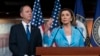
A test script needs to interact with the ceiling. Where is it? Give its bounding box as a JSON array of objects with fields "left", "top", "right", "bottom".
[{"left": 0, "top": 0, "right": 96, "bottom": 18}]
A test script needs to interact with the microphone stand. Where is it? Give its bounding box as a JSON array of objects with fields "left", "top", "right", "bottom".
[
  {"left": 75, "top": 26, "right": 90, "bottom": 47},
  {"left": 50, "top": 26, "right": 61, "bottom": 47}
]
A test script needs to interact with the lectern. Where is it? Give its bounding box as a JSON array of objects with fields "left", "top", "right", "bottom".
[{"left": 36, "top": 47, "right": 100, "bottom": 56}]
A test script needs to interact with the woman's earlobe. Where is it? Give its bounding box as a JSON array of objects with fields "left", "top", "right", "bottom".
[{"left": 70, "top": 18, "right": 72, "bottom": 21}]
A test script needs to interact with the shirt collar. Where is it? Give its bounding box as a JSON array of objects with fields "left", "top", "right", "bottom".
[{"left": 22, "top": 21, "right": 31, "bottom": 26}]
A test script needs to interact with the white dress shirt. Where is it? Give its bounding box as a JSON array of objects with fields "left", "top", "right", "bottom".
[
  {"left": 22, "top": 21, "right": 31, "bottom": 33},
  {"left": 66, "top": 35, "right": 71, "bottom": 45}
]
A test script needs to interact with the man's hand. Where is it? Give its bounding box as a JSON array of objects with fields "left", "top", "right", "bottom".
[{"left": 44, "top": 18, "right": 53, "bottom": 33}]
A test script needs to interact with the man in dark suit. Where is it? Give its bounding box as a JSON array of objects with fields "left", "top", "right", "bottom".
[{"left": 9, "top": 5, "right": 42, "bottom": 56}]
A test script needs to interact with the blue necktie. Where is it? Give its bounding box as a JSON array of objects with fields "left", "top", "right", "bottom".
[{"left": 26, "top": 25, "right": 30, "bottom": 41}]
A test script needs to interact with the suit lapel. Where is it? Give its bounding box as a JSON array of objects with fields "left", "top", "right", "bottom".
[
  {"left": 70, "top": 26, "right": 75, "bottom": 45},
  {"left": 30, "top": 25, "right": 35, "bottom": 41},
  {"left": 61, "top": 28, "right": 69, "bottom": 44},
  {"left": 20, "top": 23, "right": 29, "bottom": 42}
]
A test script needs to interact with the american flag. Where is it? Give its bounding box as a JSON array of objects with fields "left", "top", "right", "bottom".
[
  {"left": 51, "top": 0, "right": 61, "bottom": 29},
  {"left": 31, "top": 0, "right": 44, "bottom": 27},
  {"left": 31, "top": 0, "right": 44, "bottom": 37}
]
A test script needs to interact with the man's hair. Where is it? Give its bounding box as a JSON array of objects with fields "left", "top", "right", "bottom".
[{"left": 20, "top": 5, "right": 31, "bottom": 13}]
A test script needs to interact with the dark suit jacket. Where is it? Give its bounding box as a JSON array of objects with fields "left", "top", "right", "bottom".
[{"left": 9, "top": 23, "right": 42, "bottom": 56}]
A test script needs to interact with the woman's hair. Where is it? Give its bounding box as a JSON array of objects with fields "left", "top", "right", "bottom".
[{"left": 58, "top": 8, "right": 76, "bottom": 26}]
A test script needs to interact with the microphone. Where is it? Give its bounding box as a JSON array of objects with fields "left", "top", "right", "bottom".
[
  {"left": 75, "top": 26, "right": 90, "bottom": 47},
  {"left": 75, "top": 26, "right": 85, "bottom": 39},
  {"left": 50, "top": 26, "right": 61, "bottom": 47}
]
